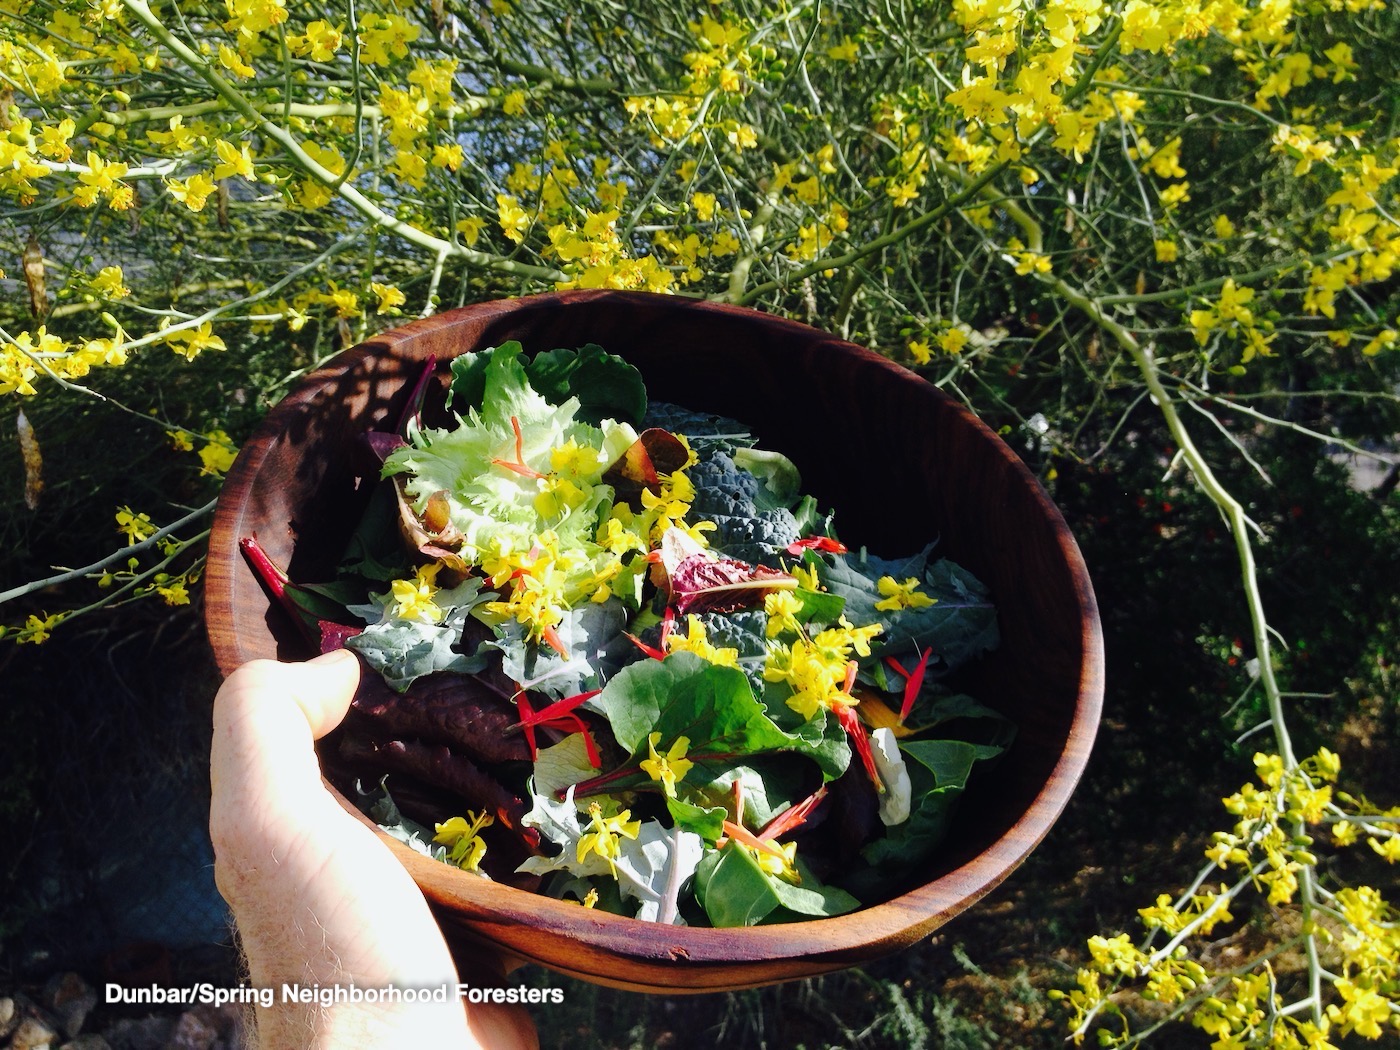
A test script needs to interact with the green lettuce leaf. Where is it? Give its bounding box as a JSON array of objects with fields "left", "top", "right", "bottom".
[{"left": 449, "top": 341, "right": 647, "bottom": 428}]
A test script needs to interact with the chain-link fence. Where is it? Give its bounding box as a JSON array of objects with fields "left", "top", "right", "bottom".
[{"left": 1, "top": 607, "right": 231, "bottom": 978}]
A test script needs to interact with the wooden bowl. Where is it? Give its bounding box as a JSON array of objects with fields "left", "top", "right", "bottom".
[{"left": 205, "top": 290, "right": 1103, "bottom": 993}]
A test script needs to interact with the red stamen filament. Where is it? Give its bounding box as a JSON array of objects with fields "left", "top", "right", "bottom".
[
  {"left": 515, "top": 688, "right": 601, "bottom": 729},
  {"left": 898, "top": 647, "right": 932, "bottom": 723},
  {"left": 515, "top": 690, "right": 602, "bottom": 768},
  {"left": 758, "top": 785, "right": 828, "bottom": 841},
  {"left": 625, "top": 632, "right": 667, "bottom": 661},
  {"left": 492, "top": 416, "right": 546, "bottom": 478},
  {"left": 719, "top": 820, "right": 788, "bottom": 860},
  {"left": 835, "top": 703, "right": 883, "bottom": 793}
]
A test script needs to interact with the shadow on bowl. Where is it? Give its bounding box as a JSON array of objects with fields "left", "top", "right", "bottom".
[{"left": 204, "top": 290, "right": 1103, "bottom": 993}]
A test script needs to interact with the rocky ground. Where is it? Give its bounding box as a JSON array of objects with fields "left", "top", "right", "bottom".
[{"left": 0, "top": 949, "right": 247, "bottom": 1050}]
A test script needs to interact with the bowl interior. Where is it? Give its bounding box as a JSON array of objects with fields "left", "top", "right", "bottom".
[{"left": 205, "top": 290, "right": 1103, "bottom": 992}]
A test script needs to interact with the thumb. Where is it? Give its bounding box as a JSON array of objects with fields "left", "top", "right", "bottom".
[{"left": 210, "top": 650, "right": 362, "bottom": 820}]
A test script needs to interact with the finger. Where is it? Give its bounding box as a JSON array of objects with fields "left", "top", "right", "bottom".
[
  {"left": 210, "top": 650, "right": 361, "bottom": 825},
  {"left": 233, "top": 648, "right": 362, "bottom": 737}
]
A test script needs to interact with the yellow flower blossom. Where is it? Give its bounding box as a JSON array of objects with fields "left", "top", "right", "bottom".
[
  {"left": 391, "top": 563, "right": 444, "bottom": 624},
  {"left": 212, "top": 139, "right": 255, "bottom": 181},
  {"left": 434, "top": 811, "right": 494, "bottom": 872},
  {"left": 764, "top": 590, "right": 805, "bottom": 637},
  {"left": 665, "top": 615, "right": 739, "bottom": 668},
  {"left": 456, "top": 216, "right": 487, "bottom": 245},
  {"left": 874, "top": 576, "right": 936, "bottom": 612},
  {"left": 577, "top": 801, "right": 640, "bottom": 874},
  {"left": 165, "top": 321, "right": 226, "bottom": 361},
  {"left": 116, "top": 506, "right": 156, "bottom": 543},
  {"left": 74, "top": 152, "right": 131, "bottom": 209},
  {"left": 496, "top": 194, "right": 532, "bottom": 244},
  {"left": 19, "top": 612, "right": 64, "bottom": 645},
  {"left": 639, "top": 733, "right": 693, "bottom": 798},
  {"left": 198, "top": 431, "right": 238, "bottom": 476},
  {"left": 217, "top": 43, "right": 255, "bottom": 78},
  {"left": 167, "top": 172, "right": 217, "bottom": 212},
  {"left": 432, "top": 144, "right": 465, "bottom": 171},
  {"left": 371, "top": 282, "right": 406, "bottom": 314},
  {"left": 937, "top": 325, "right": 971, "bottom": 355},
  {"left": 91, "top": 266, "right": 130, "bottom": 299},
  {"left": 289, "top": 19, "right": 343, "bottom": 62}
]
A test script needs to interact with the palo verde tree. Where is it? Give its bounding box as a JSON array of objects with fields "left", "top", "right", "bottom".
[{"left": 1, "top": 1, "right": 1398, "bottom": 1045}]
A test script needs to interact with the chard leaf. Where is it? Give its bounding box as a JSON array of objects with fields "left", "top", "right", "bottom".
[
  {"left": 695, "top": 844, "right": 859, "bottom": 927},
  {"left": 694, "top": 843, "right": 780, "bottom": 927},
  {"left": 858, "top": 739, "right": 1004, "bottom": 872},
  {"left": 666, "top": 795, "right": 727, "bottom": 842},
  {"left": 589, "top": 653, "right": 846, "bottom": 779},
  {"left": 870, "top": 728, "right": 911, "bottom": 825},
  {"left": 533, "top": 735, "right": 601, "bottom": 800},
  {"left": 817, "top": 546, "right": 999, "bottom": 670},
  {"left": 695, "top": 761, "right": 809, "bottom": 829},
  {"left": 768, "top": 858, "right": 861, "bottom": 919}
]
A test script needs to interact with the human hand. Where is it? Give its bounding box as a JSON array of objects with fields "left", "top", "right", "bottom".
[{"left": 209, "top": 649, "right": 537, "bottom": 1049}]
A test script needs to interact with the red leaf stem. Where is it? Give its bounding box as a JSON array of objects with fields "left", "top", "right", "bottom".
[{"left": 395, "top": 354, "right": 438, "bottom": 436}]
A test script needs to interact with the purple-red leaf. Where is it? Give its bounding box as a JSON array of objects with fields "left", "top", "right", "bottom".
[
  {"left": 656, "top": 528, "right": 797, "bottom": 615},
  {"left": 602, "top": 428, "right": 689, "bottom": 508}
]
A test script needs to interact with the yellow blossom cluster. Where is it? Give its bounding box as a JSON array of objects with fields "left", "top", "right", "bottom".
[
  {"left": 1059, "top": 748, "right": 1400, "bottom": 1047},
  {"left": 1, "top": 324, "right": 130, "bottom": 396},
  {"left": 764, "top": 617, "right": 882, "bottom": 721},
  {"left": 623, "top": 13, "right": 761, "bottom": 147}
]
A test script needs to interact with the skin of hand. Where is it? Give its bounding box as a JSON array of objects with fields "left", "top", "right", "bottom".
[{"left": 209, "top": 649, "right": 538, "bottom": 1050}]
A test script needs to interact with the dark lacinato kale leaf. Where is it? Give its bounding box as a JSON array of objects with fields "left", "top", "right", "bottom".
[
  {"left": 642, "top": 402, "right": 757, "bottom": 455},
  {"left": 816, "top": 544, "right": 1000, "bottom": 672},
  {"left": 688, "top": 450, "right": 802, "bottom": 565},
  {"left": 689, "top": 608, "right": 768, "bottom": 686}
]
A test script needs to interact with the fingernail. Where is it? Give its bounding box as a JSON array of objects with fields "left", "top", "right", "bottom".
[{"left": 308, "top": 648, "right": 358, "bottom": 667}]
